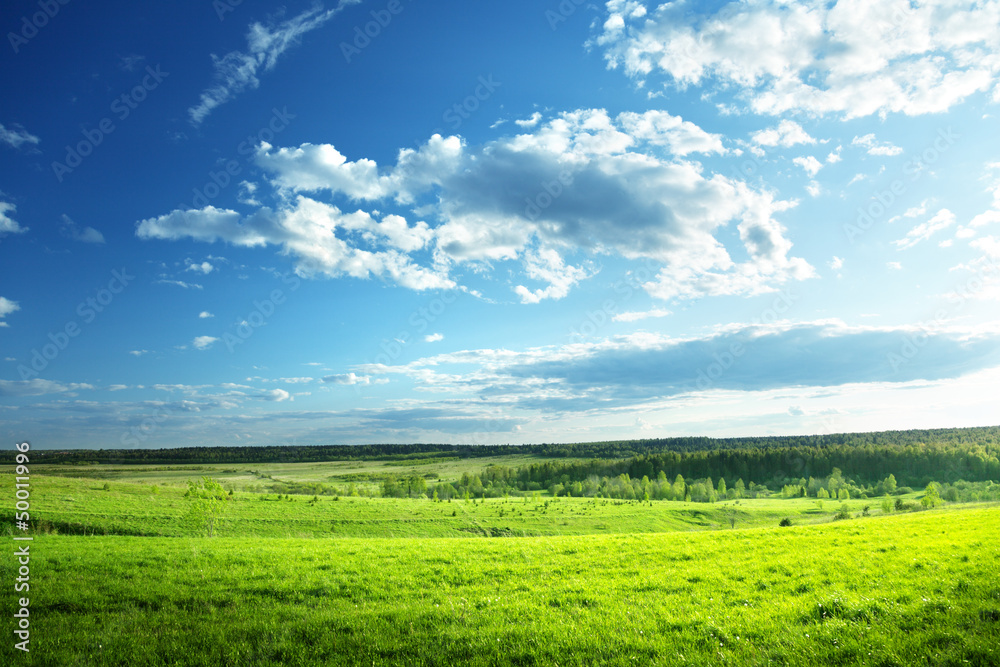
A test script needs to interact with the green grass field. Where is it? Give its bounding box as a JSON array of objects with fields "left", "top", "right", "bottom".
[
  {"left": 3, "top": 465, "right": 999, "bottom": 665},
  {"left": 21, "top": 473, "right": 897, "bottom": 539}
]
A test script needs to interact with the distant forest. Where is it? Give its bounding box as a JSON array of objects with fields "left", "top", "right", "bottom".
[
  {"left": 15, "top": 426, "right": 1000, "bottom": 469},
  {"left": 12, "top": 427, "right": 1000, "bottom": 501}
]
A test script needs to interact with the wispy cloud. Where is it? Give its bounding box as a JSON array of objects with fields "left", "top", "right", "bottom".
[
  {"left": 852, "top": 134, "right": 903, "bottom": 157},
  {"left": 612, "top": 308, "right": 672, "bottom": 323},
  {"left": 0, "top": 123, "right": 39, "bottom": 149},
  {"left": 188, "top": 2, "right": 361, "bottom": 124},
  {"left": 60, "top": 214, "right": 105, "bottom": 244}
]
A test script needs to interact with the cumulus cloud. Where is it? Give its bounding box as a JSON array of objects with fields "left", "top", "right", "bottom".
[
  {"left": 199, "top": 311, "right": 214, "bottom": 319},
  {"left": 0, "top": 202, "right": 26, "bottom": 238},
  {"left": 59, "top": 215, "right": 105, "bottom": 244},
  {"left": 424, "top": 333, "right": 444, "bottom": 342},
  {"left": 193, "top": 336, "right": 219, "bottom": 350},
  {"left": 793, "top": 155, "right": 823, "bottom": 177},
  {"left": 0, "top": 123, "right": 39, "bottom": 149},
  {"left": 253, "top": 388, "right": 291, "bottom": 402},
  {"left": 138, "top": 108, "right": 814, "bottom": 301},
  {"left": 189, "top": 1, "right": 361, "bottom": 124},
  {"left": 0, "top": 296, "right": 19, "bottom": 327},
  {"left": 514, "top": 112, "right": 542, "bottom": 128},
  {"left": 751, "top": 120, "right": 816, "bottom": 148},
  {"left": 594, "top": 0, "right": 1000, "bottom": 119},
  {"left": 186, "top": 260, "right": 215, "bottom": 274}
]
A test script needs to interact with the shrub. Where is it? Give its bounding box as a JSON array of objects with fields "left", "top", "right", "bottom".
[
  {"left": 779, "top": 518, "right": 793, "bottom": 527},
  {"left": 834, "top": 504, "right": 852, "bottom": 521}
]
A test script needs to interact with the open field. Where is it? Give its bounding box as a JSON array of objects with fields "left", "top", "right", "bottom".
[
  {"left": 29, "top": 454, "right": 586, "bottom": 493},
  {"left": 2, "top": 506, "right": 998, "bottom": 665},
  {"left": 15, "top": 473, "right": 929, "bottom": 539},
  {"left": 5, "top": 434, "right": 1000, "bottom": 665}
]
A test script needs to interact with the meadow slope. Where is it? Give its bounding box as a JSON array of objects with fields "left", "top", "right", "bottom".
[{"left": 2, "top": 506, "right": 998, "bottom": 666}]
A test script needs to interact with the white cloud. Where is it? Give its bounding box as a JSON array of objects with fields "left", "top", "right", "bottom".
[
  {"left": 129, "top": 350, "right": 149, "bottom": 357},
  {"left": 894, "top": 209, "right": 957, "bottom": 249},
  {"left": 0, "top": 202, "right": 26, "bottom": 237},
  {"left": 828, "top": 256, "right": 844, "bottom": 271},
  {"left": 59, "top": 214, "right": 105, "bottom": 244},
  {"left": 424, "top": 333, "right": 444, "bottom": 343},
  {"left": 793, "top": 156, "right": 823, "bottom": 177},
  {"left": 852, "top": 134, "right": 903, "bottom": 156},
  {"left": 139, "top": 108, "right": 814, "bottom": 302},
  {"left": 0, "top": 296, "right": 19, "bottom": 327},
  {"left": 514, "top": 112, "right": 542, "bottom": 128},
  {"left": 322, "top": 372, "right": 371, "bottom": 385},
  {"left": 199, "top": 311, "right": 214, "bottom": 319},
  {"left": 826, "top": 147, "right": 842, "bottom": 163},
  {"left": 887, "top": 261, "right": 903, "bottom": 270},
  {"left": 186, "top": 260, "right": 215, "bottom": 274},
  {"left": 193, "top": 336, "right": 219, "bottom": 350},
  {"left": 514, "top": 248, "right": 590, "bottom": 304},
  {"left": 238, "top": 180, "right": 260, "bottom": 206},
  {"left": 612, "top": 308, "right": 672, "bottom": 322},
  {"left": 156, "top": 279, "right": 204, "bottom": 290},
  {"left": 0, "top": 123, "right": 39, "bottom": 149},
  {"left": 0, "top": 379, "right": 93, "bottom": 397},
  {"left": 751, "top": 120, "right": 816, "bottom": 148},
  {"left": 595, "top": 0, "right": 1000, "bottom": 119},
  {"left": 254, "top": 388, "right": 291, "bottom": 402},
  {"left": 617, "top": 110, "right": 726, "bottom": 155},
  {"left": 188, "top": 2, "right": 361, "bottom": 124}
]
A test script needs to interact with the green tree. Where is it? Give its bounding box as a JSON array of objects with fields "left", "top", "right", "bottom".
[
  {"left": 921, "top": 482, "right": 940, "bottom": 509},
  {"left": 880, "top": 495, "right": 893, "bottom": 514},
  {"left": 717, "top": 478, "right": 727, "bottom": 496},
  {"left": 185, "top": 477, "right": 228, "bottom": 537},
  {"left": 883, "top": 474, "right": 897, "bottom": 495}
]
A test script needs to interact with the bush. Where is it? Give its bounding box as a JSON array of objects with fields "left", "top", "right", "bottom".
[
  {"left": 894, "top": 486, "right": 914, "bottom": 495},
  {"left": 779, "top": 518, "right": 793, "bottom": 527},
  {"left": 834, "top": 504, "right": 852, "bottom": 521}
]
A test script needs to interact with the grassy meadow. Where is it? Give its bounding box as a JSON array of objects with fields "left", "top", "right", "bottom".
[{"left": 3, "top": 452, "right": 1000, "bottom": 665}]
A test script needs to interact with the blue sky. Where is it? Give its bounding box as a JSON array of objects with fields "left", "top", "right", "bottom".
[{"left": 2, "top": 0, "right": 1000, "bottom": 449}]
